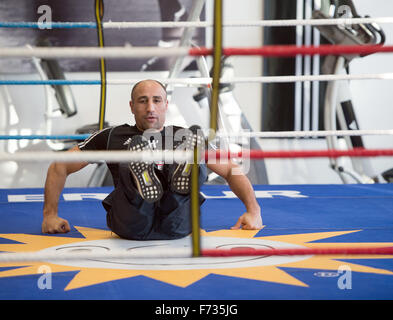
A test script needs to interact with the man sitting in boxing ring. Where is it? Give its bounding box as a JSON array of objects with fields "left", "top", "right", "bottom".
[{"left": 41, "top": 79, "right": 262, "bottom": 240}]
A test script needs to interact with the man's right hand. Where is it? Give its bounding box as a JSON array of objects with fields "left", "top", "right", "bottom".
[{"left": 42, "top": 216, "right": 71, "bottom": 234}]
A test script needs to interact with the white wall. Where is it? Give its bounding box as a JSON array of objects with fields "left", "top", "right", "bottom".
[{"left": 205, "top": 0, "right": 263, "bottom": 132}]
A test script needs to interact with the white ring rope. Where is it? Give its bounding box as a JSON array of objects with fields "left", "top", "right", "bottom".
[
  {"left": 2, "top": 74, "right": 393, "bottom": 87},
  {"left": 3, "top": 45, "right": 393, "bottom": 60},
  {"left": 0, "top": 46, "right": 189, "bottom": 59},
  {"left": 0, "top": 130, "right": 392, "bottom": 163},
  {"left": 220, "top": 129, "right": 393, "bottom": 138},
  {"left": 0, "top": 248, "right": 193, "bottom": 263},
  {"left": 3, "top": 17, "right": 393, "bottom": 29},
  {"left": 97, "top": 17, "right": 393, "bottom": 28},
  {"left": 0, "top": 150, "right": 194, "bottom": 163},
  {"left": 104, "top": 73, "right": 393, "bottom": 86}
]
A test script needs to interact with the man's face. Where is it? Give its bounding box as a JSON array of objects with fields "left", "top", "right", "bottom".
[{"left": 130, "top": 80, "right": 168, "bottom": 131}]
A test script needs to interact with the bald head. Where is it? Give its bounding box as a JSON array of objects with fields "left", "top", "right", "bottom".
[{"left": 131, "top": 79, "right": 167, "bottom": 101}]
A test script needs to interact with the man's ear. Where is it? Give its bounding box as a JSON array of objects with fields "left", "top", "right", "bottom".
[{"left": 129, "top": 100, "right": 134, "bottom": 114}]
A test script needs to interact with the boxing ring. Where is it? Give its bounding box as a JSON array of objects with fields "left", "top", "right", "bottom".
[
  {"left": 1, "top": 183, "right": 393, "bottom": 300},
  {"left": 1, "top": 0, "right": 393, "bottom": 305}
]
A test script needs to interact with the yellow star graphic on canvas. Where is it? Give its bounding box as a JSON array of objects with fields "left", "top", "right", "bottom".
[{"left": 0, "top": 226, "right": 392, "bottom": 290}]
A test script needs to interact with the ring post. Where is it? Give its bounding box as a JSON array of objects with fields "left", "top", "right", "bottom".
[{"left": 190, "top": 145, "right": 201, "bottom": 257}]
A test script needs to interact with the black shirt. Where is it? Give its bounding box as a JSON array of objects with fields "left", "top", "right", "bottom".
[{"left": 78, "top": 124, "right": 185, "bottom": 187}]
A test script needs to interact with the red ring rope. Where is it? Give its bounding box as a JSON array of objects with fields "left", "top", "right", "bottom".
[
  {"left": 190, "top": 44, "right": 393, "bottom": 57},
  {"left": 204, "top": 148, "right": 393, "bottom": 160},
  {"left": 202, "top": 246, "right": 393, "bottom": 257}
]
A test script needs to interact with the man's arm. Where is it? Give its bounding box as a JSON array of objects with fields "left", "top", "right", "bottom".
[
  {"left": 206, "top": 161, "right": 262, "bottom": 230},
  {"left": 42, "top": 145, "right": 88, "bottom": 234}
]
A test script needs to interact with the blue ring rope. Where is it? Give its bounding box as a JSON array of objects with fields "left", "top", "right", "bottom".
[
  {"left": 0, "top": 80, "right": 102, "bottom": 85},
  {"left": 0, "top": 22, "right": 96, "bottom": 29},
  {"left": 0, "top": 135, "right": 90, "bottom": 140}
]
